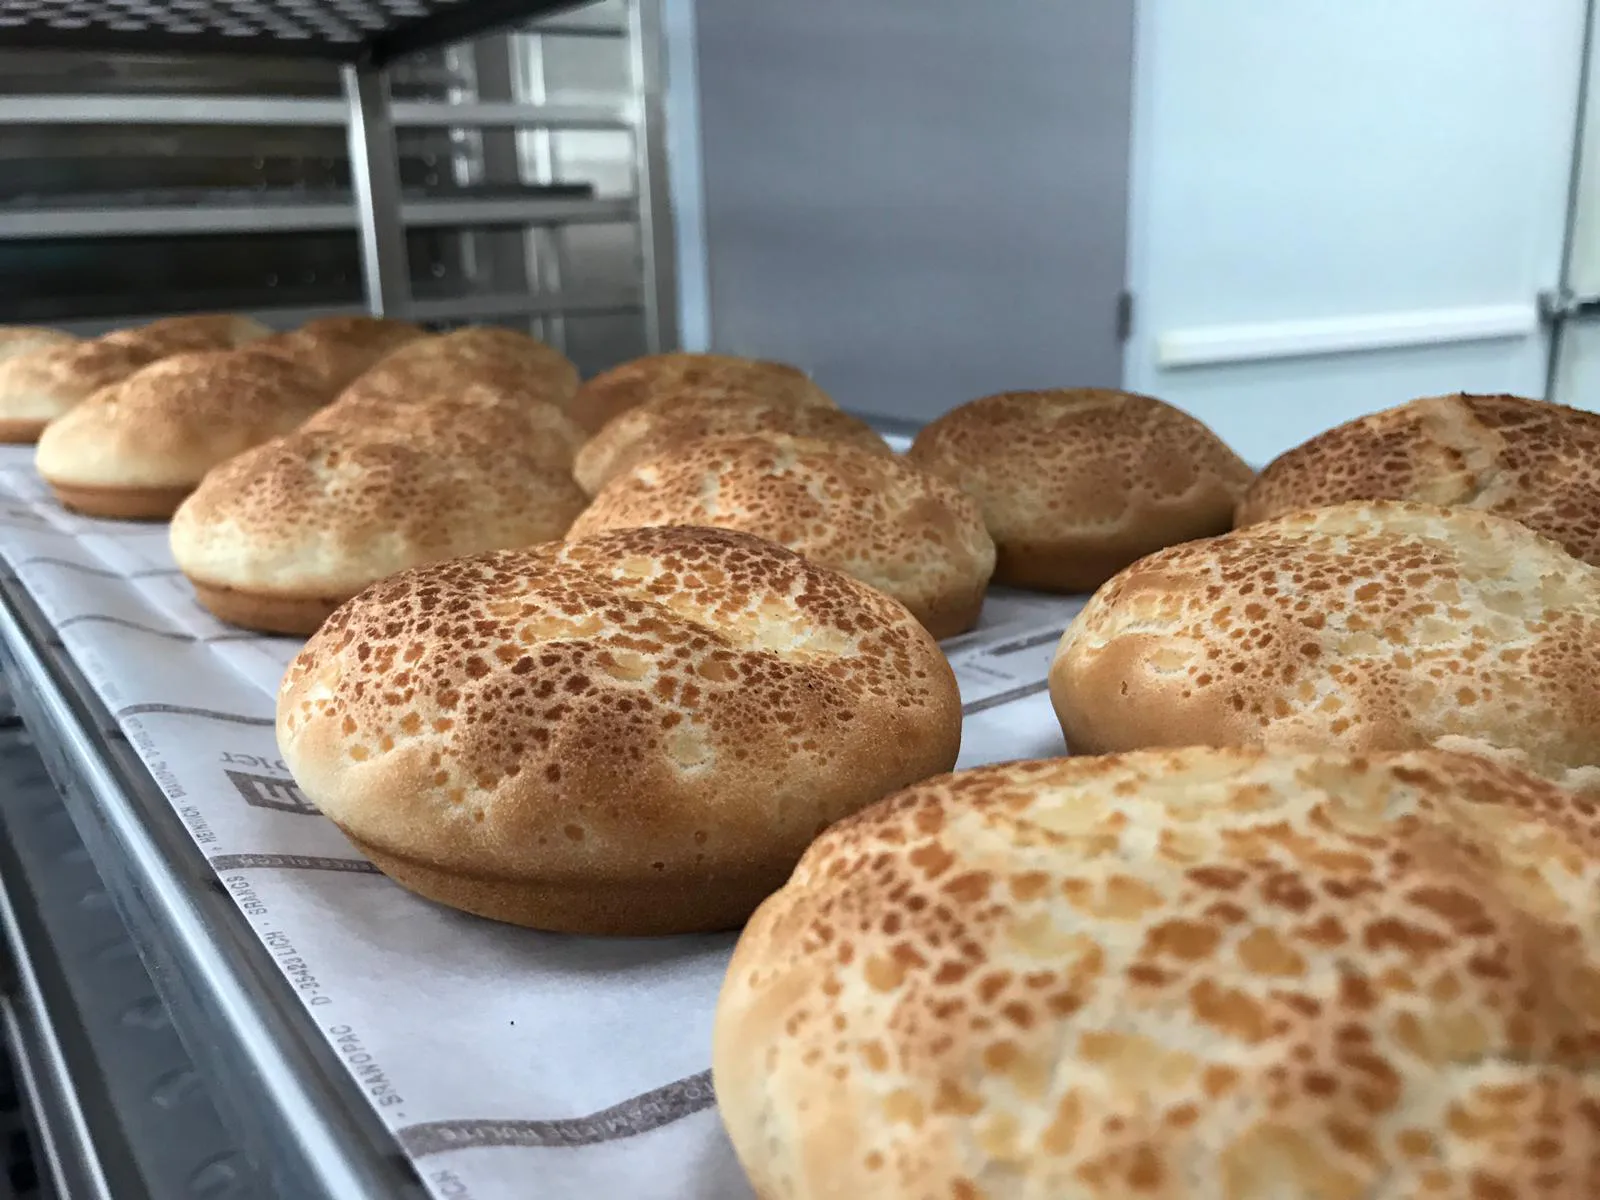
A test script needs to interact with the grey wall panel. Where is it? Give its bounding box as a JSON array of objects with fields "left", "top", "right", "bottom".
[{"left": 691, "top": 0, "right": 1136, "bottom": 422}]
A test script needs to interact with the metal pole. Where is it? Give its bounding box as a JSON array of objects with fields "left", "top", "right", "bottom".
[
  {"left": 628, "top": 0, "right": 681, "bottom": 352},
  {"left": 1545, "top": 0, "right": 1599, "bottom": 400},
  {"left": 521, "top": 28, "right": 570, "bottom": 351},
  {"left": 341, "top": 62, "right": 411, "bottom": 318},
  {"left": 472, "top": 35, "right": 544, "bottom": 341}
]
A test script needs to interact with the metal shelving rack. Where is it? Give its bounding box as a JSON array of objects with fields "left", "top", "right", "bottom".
[
  {"left": 0, "top": 5, "right": 660, "bottom": 1197},
  {"left": 0, "top": 0, "right": 677, "bottom": 354}
]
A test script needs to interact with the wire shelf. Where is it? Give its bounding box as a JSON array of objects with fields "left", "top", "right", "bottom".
[{"left": 0, "top": 0, "right": 583, "bottom": 64}]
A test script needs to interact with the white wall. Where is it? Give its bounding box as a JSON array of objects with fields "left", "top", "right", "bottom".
[
  {"left": 681, "top": 0, "right": 1135, "bottom": 424},
  {"left": 1124, "top": 0, "right": 1587, "bottom": 464}
]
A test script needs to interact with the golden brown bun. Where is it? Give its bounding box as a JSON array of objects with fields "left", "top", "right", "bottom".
[
  {"left": 715, "top": 745, "right": 1600, "bottom": 1200},
  {"left": 1051, "top": 500, "right": 1600, "bottom": 794},
  {"left": 1237, "top": 393, "right": 1600, "bottom": 565},
  {"left": 0, "top": 327, "right": 76, "bottom": 364},
  {"left": 277, "top": 524, "right": 962, "bottom": 934},
  {"left": 353, "top": 326, "right": 579, "bottom": 410},
  {"left": 251, "top": 316, "right": 425, "bottom": 392},
  {"left": 304, "top": 384, "right": 586, "bottom": 473},
  {"left": 170, "top": 422, "right": 587, "bottom": 635},
  {"left": 571, "top": 433, "right": 996, "bottom": 639},
  {"left": 35, "top": 350, "right": 329, "bottom": 519},
  {"left": 574, "top": 391, "right": 880, "bottom": 496},
  {"left": 568, "top": 351, "right": 831, "bottom": 434},
  {"left": 102, "top": 313, "right": 272, "bottom": 356},
  {"left": 0, "top": 340, "right": 163, "bottom": 443},
  {"left": 908, "top": 389, "right": 1253, "bottom": 592}
]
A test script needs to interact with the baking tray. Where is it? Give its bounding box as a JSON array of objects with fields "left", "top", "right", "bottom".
[{"left": 0, "top": 539, "right": 427, "bottom": 1199}]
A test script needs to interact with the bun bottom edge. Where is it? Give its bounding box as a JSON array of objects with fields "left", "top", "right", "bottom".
[
  {"left": 343, "top": 831, "right": 782, "bottom": 937},
  {"left": 0, "top": 418, "right": 49, "bottom": 444},
  {"left": 913, "top": 584, "right": 988, "bottom": 641},
  {"left": 49, "top": 481, "right": 193, "bottom": 521},
  {"left": 993, "top": 541, "right": 1162, "bottom": 594},
  {"left": 190, "top": 579, "right": 351, "bottom": 637}
]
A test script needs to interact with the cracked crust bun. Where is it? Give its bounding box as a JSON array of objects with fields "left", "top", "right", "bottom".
[
  {"left": 352, "top": 325, "right": 579, "bottom": 411},
  {"left": 574, "top": 391, "right": 881, "bottom": 496},
  {"left": 0, "top": 327, "right": 76, "bottom": 365},
  {"left": 1051, "top": 500, "right": 1600, "bottom": 795},
  {"left": 714, "top": 745, "right": 1600, "bottom": 1200},
  {"left": 568, "top": 351, "right": 832, "bottom": 434},
  {"left": 170, "top": 423, "right": 587, "bottom": 635},
  {"left": 277, "top": 524, "right": 963, "bottom": 934},
  {"left": 102, "top": 313, "right": 272, "bottom": 356},
  {"left": 0, "top": 339, "right": 163, "bottom": 444},
  {"left": 304, "top": 384, "right": 586, "bottom": 472},
  {"left": 908, "top": 390, "right": 1253, "bottom": 592},
  {"left": 251, "top": 316, "right": 425, "bottom": 392},
  {"left": 1236, "top": 394, "right": 1600, "bottom": 566},
  {"left": 36, "top": 349, "right": 331, "bottom": 519},
  {"left": 570, "top": 433, "right": 996, "bottom": 638}
]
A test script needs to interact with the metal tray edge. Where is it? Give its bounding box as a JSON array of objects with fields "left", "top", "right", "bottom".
[{"left": 0, "top": 567, "right": 425, "bottom": 1200}]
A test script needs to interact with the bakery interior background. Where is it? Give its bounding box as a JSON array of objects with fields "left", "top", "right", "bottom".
[
  {"left": 5, "top": 0, "right": 1595, "bottom": 460},
  {"left": 2, "top": 2, "right": 1600, "bottom": 1199}
]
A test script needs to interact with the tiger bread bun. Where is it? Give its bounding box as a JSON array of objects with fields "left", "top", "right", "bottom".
[
  {"left": 0, "top": 339, "right": 162, "bottom": 443},
  {"left": 574, "top": 390, "right": 880, "bottom": 496},
  {"left": 1052, "top": 500, "right": 1600, "bottom": 795},
  {"left": 277, "top": 525, "right": 961, "bottom": 934},
  {"left": 303, "top": 381, "right": 585, "bottom": 472},
  {"left": 571, "top": 433, "right": 996, "bottom": 638},
  {"left": 1238, "top": 393, "right": 1600, "bottom": 566},
  {"left": 908, "top": 389, "right": 1252, "bottom": 592},
  {"left": 170, "top": 414, "right": 587, "bottom": 635},
  {"left": 352, "top": 325, "right": 580, "bottom": 413},
  {"left": 568, "top": 351, "right": 831, "bottom": 434},
  {"left": 0, "top": 326, "right": 75, "bottom": 364},
  {"left": 715, "top": 745, "right": 1600, "bottom": 1200},
  {"left": 250, "top": 315, "right": 425, "bottom": 393},
  {"left": 102, "top": 312, "right": 272, "bottom": 356},
  {"left": 36, "top": 350, "right": 329, "bottom": 519}
]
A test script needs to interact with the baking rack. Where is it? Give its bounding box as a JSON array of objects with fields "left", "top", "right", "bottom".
[
  {"left": 0, "top": 0, "right": 678, "bottom": 351},
  {"left": 0, "top": 6, "right": 639, "bottom": 1198}
]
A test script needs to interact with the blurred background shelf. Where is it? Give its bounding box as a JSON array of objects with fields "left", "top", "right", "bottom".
[
  {"left": 0, "top": 0, "right": 585, "bottom": 66},
  {"left": 0, "top": 0, "right": 675, "bottom": 374}
]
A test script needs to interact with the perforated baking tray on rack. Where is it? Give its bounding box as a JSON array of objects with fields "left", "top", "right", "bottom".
[{"left": 0, "top": 0, "right": 584, "bottom": 64}]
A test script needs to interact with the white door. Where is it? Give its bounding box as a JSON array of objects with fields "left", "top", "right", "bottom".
[{"left": 1125, "top": 0, "right": 1587, "bottom": 465}]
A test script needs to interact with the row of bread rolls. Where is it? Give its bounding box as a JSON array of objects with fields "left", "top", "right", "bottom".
[
  {"left": 712, "top": 394, "right": 1600, "bottom": 1199},
  {"left": 268, "top": 377, "right": 1600, "bottom": 939},
  {"left": 18, "top": 314, "right": 429, "bottom": 515},
  {"left": 571, "top": 386, "right": 1255, "bottom": 616},
  {"left": 264, "top": 362, "right": 1263, "bottom": 939},
  {"left": 219, "top": 352, "right": 1600, "bottom": 932},
  {"left": 20, "top": 314, "right": 583, "bottom": 523},
  {"left": 169, "top": 326, "right": 588, "bottom": 631},
  {"left": 0, "top": 313, "right": 274, "bottom": 444},
  {"left": 168, "top": 343, "right": 857, "bottom": 631},
  {"left": 24, "top": 314, "right": 1600, "bottom": 1196},
  {"left": 20, "top": 309, "right": 1263, "bottom": 647},
  {"left": 268, "top": 386, "right": 1600, "bottom": 1200},
  {"left": 111, "top": 333, "right": 1261, "bottom": 644}
]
